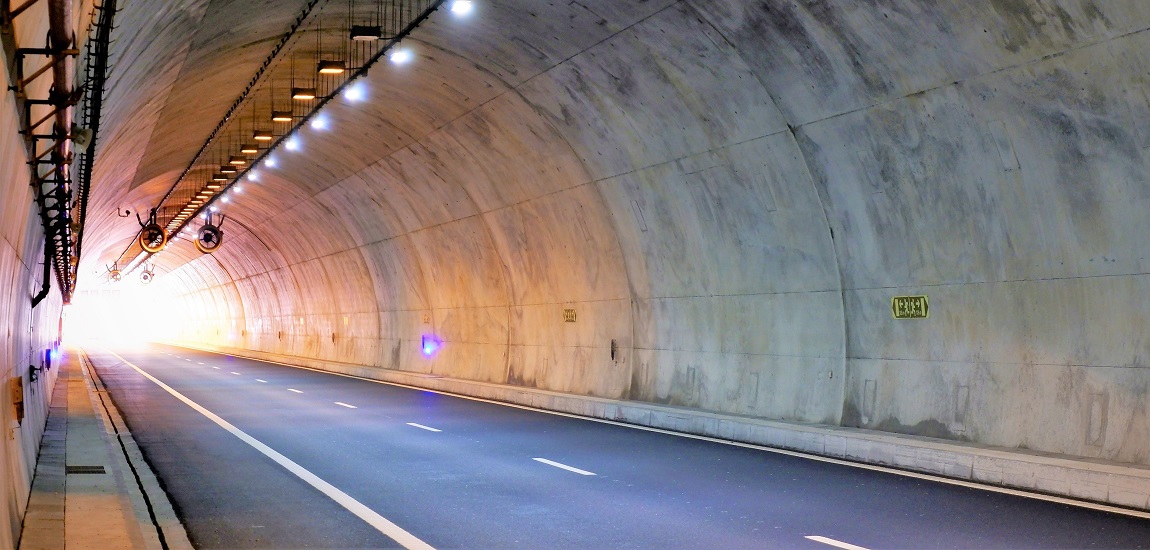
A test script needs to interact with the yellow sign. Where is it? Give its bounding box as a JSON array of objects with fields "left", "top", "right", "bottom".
[
  {"left": 563, "top": 309, "right": 577, "bottom": 323},
  {"left": 892, "top": 295, "right": 929, "bottom": 319}
]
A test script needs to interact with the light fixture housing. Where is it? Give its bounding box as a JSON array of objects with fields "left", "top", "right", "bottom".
[
  {"left": 229, "top": 155, "right": 247, "bottom": 165},
  {"left": 271, "top": 110, "right": 293, "bottom": 123},
  {"left": 240, "top": 143, "right": 259, "bottom": 154},
  {"left": 220, "top": 165, "right": 237, "bottom": 174},
  {"left": 206, "top": 183, "right": 222, "bottom": 190},
  {"left": 211, "top": 173, "right": 227, "bottom": 181},
  {"left": 253, "top": 129, "right": 273, "bottom": 141},
  {"left": 350, "top": 25, "right": 382, "bottom": 41},
  {"left": 317, "top": 60, "right": 345, "bottom": 74},
  {"left": 292, "top": 88, "right": 317, "bottom": 100}
]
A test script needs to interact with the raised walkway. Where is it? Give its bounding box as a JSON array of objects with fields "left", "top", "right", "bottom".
[{"left": 18, "top": 349, "right": 191, "bottom": 550}]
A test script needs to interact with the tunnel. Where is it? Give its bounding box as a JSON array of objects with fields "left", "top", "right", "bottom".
[{"left": 2, "top": 0, "right": 1150, "bottom": 547}]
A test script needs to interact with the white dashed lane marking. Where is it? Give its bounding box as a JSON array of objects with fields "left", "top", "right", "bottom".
[
  {"left": 335, "top": 402, "right": 357, "bottom": 409},
  {"left": 212, "top": 367, "right": 220, "bottom": 370},
  {"left": 231, "top": 372, "right": 241, "bottom": 376},
  {"left": 806, "top": 536, "right": 870, "bottom": 550},
  {"left": 406, "top": 423, "right": 441, "bottom": 432},
  {"left": 532, "top": 458, "right": 595, "bottom": 476},
  {"left": 255, "top": 379, "right": 267, "bottom": 383},
  {"left": 288, "top": 388, "right": 303, "bottom": 394}
]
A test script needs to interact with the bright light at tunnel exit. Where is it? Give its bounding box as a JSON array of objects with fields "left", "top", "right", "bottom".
[
  {"left": 63, "top": 285, "right": 179, "bottom": 349},
  {"left": 421, "top": 335, "right": 441, "bottom": 356}
]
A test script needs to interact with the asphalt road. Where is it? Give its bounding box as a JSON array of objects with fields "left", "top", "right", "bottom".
[{"left": 85, "top": 345, "right": 1150, "bottom": 549}]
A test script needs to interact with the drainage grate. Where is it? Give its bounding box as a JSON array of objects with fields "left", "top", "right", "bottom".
[{"left": 66, "top": 465, "right": 107, "bottom": 475}]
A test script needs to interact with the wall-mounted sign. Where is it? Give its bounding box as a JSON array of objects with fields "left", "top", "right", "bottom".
[
  {"left": 892, "top": 295, "right": 929, "bottom": 319},
  {"left": 563, "top": 308, "right": 577, "bottom": 323}
]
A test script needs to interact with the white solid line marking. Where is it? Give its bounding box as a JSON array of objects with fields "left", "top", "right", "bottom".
[
  {"left": 532, "top": 458, "right": 595, "bottom": 476},
  {"left": 212, "top": 367, "right": 220, "bottom": 370},
  {"left": 255, "top": 379, "right": 267, "bottom": 383},
  {"left": 231, "top": 372, "right": 241, "bottom": 376},
  {"left": 335, "top": 402, "right": 357, "bottom": 409},
  {"left": 197, "top": 362, "right": 204, "bottom": 365},
  {"left": 406, "top": 423, "right": 441, "bottom": 432},
  {"left": 806, "top": 536, "right": 870, "bottom": 550},
  {"left": 185, "top": 358, "right": 192, "bottom": 362},
  {"left": 167, "top": 344, "right": 1150, "bottom": 521},
  {"left": 107, "top": 351, "right": 433, "bottom": 550},
  {"left": 288, "top": 388, "right": 303, "bottom": 394}
]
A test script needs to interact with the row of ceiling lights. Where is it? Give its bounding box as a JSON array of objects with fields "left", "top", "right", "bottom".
[{"left": 158, "top": 0, "right": 475, "bottom": 245}]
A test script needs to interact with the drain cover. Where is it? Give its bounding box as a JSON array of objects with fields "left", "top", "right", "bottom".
[{"left": 65, "top": 465, "right": 106, "bottom": 474}]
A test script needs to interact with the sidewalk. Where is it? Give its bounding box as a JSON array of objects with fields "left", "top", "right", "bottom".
[{"left": 18, "top": 349, "right": 191, "bottom": 550}]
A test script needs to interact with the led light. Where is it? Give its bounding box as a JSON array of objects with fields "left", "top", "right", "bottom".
[
  {"left": 206, "top": 183, "right": 222, "bottom": 190},
  {"left": 389, "top": 49, "right": 412, "bottom": 65},
  {"left": 220, "top": 165, "right": 237, "bottom": 174},
  {"left": 310, "top": 115, "right": 328, "bottom": 130},
  {"left": 222, "top": 195, "right": 229, "bottom": 203},
  {"left": 292, "top": 88, "right": 316, "bottom": 100},
  {"left": 342, "top": 81, "right": 365, "bottom": 102},
  {"left": 234, "top": 185, "right": 244, "bottom": 193},
  {"left": 450, "top": 0, "right": 473, "bottom": 15},
  {"left": 229, "top": 156, "right": 246, "bottom": 165},
  {"left": 318, "top": 60, "right": 345, "bottom": 74},
  {"left": 245, "top": 170, "right": 259, "bottom": 182},
  {"left": 285, "top": 136, "right": 300, "bottom": 151},
  {"left": 421, "top": 335, "right": 441, "bottom": 356},
  {"left": 253, "top": 129, "right": 273, "bottom": 141},
  {"left": 264, "top": 156, "right": 277, "bottom": 168},
  {"left": 350, "top": 25, "right": 382, "bottom": 41},
  {"left": 271, "top": 111, "right": 293, "bottom": 123},
  {"left": 240, "top": 143, "right": 258, "bottom": 154},
  {"left": 210, "top": 206, "right": 218, "bottom": 213},
  {"left": 212, "top": 173, "right": 227, "bottom": 181},
  {"left": 201, "top": 213, "right": 208, "bottom": 219}
]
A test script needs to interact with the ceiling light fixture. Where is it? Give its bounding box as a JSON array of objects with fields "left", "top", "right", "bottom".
[
  {"left": 241, "top": 143, "right": 259, "bottom": 154},
  {"left": 220, "top": 165, "right": 237, "bottom": 174},
  {"left": 450, "top": 0, "right": 473, "bottom": 15},
  {"left": 271, "top": 110, "right": 293, "bottom": 123},
  {"left": 389, "top": 49, "right": 413, "bottom": 65},
  {"left": 212, "top": 173, "right": 228, "bottom": 181},
  {"left": 342, "top": 81, "right": 365, "bottom": 102},
  {"left": 229, "top": 156, "right": 247, "bottom": 165},
  {"left": 292, "top": 88, "right": 316, "bottom": 100},
  {"left": 318, "top": 60, "right": 345, "bottom": 74},
  {"left": 350, "top": 25, "right": 382, "bottom": 41},
  {"left": 253, "top": 129, "right": 273, "bottom": 141}
]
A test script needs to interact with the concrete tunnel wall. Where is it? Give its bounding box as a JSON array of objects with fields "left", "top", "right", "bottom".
[{"left": 144, "top": 1, "right": 1150, "bottom": 467}]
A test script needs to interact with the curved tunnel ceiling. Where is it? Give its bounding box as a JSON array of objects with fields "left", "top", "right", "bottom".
[{"left": 78, "top": 1, "right": 1150, "bottom": 466}]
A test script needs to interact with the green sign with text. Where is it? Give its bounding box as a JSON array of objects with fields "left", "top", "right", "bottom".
[{"left": 892, "top": 295, "right": 929, "bottom": 319}]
